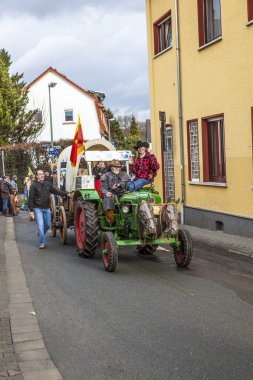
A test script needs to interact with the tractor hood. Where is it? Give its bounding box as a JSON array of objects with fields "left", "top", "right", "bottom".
[{"left": 121, "top": 191, "right": 162, "bottom": 205}]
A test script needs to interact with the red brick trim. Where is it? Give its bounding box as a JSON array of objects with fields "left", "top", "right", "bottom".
[
  {"left": 187, "top": 119, "right": 198, "bottom": 181},
  {"left": 153, "top": 10, "right": 171, "bottom": 56},
  {"left": 248, "top": 0, "right": 253, "bottom": 21}
]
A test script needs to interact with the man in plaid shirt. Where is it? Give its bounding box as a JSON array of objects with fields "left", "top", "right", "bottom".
[{"left": 127, "top": 141, "right": 160, "bottom": 192}]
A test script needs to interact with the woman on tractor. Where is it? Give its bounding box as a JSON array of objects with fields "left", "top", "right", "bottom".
[
  {"left": 92, "top": 161, "right": 108, "bottom": 197},
  {"left": 127, "top": 141, "right": 160, "bottom": 192}
]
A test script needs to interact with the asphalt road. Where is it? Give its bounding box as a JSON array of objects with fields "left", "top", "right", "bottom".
[{"left": 15, "top": 211, "right": 253, "bottom": 380}]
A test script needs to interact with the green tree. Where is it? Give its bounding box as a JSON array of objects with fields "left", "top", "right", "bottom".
[
  {"left": 105, "top": 108, "right": 124, "bottom": 148},
  {"left": 129, "top": 115, "right": 140, "bottom": 136},
  {"left": 0, "top": 48, "right": 43, "bottom": 145},
  {"left": 123, "top": 115, "right": 141, "bottom": 151}
]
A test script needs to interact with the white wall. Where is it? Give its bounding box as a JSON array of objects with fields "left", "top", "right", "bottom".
[{"left": 27, "top": 71, "right": 101, "bottom": 142}]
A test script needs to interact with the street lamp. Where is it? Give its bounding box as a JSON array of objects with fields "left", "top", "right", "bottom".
[
  {"left": 108, "top": 118, "right": 115, "bottom": 142},
  {"left": 48, "top": 82, "right": 57, "bottom": 148}
]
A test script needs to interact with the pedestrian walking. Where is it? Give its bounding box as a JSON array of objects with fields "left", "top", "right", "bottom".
[
  {"left": 28, "top": 169, "right": 68, "bottom": 249},
  {"left": 10, "top": 174, "right": 18, "bottom": 192},
  {"left": 0, "top": 176, "right": 11, "bottom": 216}
]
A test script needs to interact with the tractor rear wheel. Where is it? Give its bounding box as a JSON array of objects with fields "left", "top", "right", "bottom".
[
  {"left": 59, "top": 206, "right": 67, "bottom": 245},
  {"left": 75, "top": 201, "right": 99, "bottom": 258},
  {"left": 173, "top": 229, "right": 193, "bottom": 268},
  {"left": 50, "top": 195, "right": 57, "bottom": 237},
  {"left": 102, "top": 232, "right": 118, "bottom": 272},
  {"left": 137, "top": 244, "right": 158, "bottom": 255}
]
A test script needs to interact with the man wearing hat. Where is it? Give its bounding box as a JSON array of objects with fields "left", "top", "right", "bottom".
[
  {"left": 127, "top": 141, "right": 160, "bottom": 192},
  {"left": 100, "top": 159, "right": 129, "bottom": 222}
]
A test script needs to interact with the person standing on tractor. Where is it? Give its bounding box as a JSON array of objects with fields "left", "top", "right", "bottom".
[
  {"left": 100, "top": 160, "right": 129, "bottom": 222},
  {"left": 127, "top": 141, "right": 160, "bottom": 192},
  {"left": 29, "top": 169, "right": 68, "bottom": 249},
  {"left": 92, "top": 161, "right": 108, "bottom": 197}
]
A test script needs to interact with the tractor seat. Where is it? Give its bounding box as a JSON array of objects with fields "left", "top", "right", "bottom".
[{"left": 142, "top": 184, "right": 154, "bottom": 190}]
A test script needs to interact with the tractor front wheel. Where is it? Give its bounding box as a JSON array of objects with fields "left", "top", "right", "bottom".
[
  {"left": 75, "top": 201, "right": 99, "bottom": 258},
  {"left": 173, "top": 229, "right": 193, "bottom": 268},
  {"left": 102, "top": 232, "right": 118, "bottom": 272}
]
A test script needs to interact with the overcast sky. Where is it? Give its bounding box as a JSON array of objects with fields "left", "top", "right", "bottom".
[{"left": 0, "top": 0, "right": 150, "bottom": 120}]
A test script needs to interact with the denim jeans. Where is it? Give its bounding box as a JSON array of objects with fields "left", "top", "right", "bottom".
[
  {"left": 33, "top": 208, "right": 51, "bottom": 245},
  {"left": 2, "top": 198, "right": 9, "bottom": 212},
  {"left": 127, "top": 178, "right": 150, "bottom": 192}
]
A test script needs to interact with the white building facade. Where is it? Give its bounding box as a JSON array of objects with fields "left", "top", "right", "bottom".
[{"left": 25, "top": 67, "right": 108, "bottom": 143}]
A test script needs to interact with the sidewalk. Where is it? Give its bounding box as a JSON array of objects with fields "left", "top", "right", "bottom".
[
  {"left": 0, "top": 216, "right": 62, "bottom": 380},
  {"left": 183, "top": 224, "right": 253, "bottom": 259}
]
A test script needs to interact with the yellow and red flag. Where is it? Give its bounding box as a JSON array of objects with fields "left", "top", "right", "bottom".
[{"left": 70, "top": 115, "right": 85, "bottom": 167}]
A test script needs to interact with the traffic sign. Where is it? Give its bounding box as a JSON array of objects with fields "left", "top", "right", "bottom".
[
  {"left": 48, "top": 148, "right": 57, "bottom": 156},
  {"left": 41, "top": 143, "right": 51, "bottom": 148}
]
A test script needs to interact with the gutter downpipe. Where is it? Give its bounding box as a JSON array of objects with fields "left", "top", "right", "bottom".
[{"left": 174, "top": 0, "right": 185, "bottom": 224}]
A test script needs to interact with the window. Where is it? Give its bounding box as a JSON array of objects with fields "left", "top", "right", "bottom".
[
  {"left": 197, "top": 0, "right": 221, "bottom": 46},
  {"left": 248, "top": 0, "right": 253, "bottom": 21},
  {"left": 187, "top": 120, "right": 200, "bottom": 181},
  {"left": 153, "top": 11, "right": 172, "bottom": 55},
  {"left": 202, "top": 115, "right": 226, "bottom": 183},
  {"left": 64, "top": 109, "right": 73, "bottom": 122},
  {"left": 34, "top": 110, "right": 42, "bottom": 123}
]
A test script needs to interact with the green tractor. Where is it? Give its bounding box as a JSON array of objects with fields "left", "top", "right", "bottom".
[{"left": 53, "top": 142, "right": 193, "bottom": 272}]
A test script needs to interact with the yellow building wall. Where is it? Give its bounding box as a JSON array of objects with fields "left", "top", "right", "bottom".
[{"left": 146, "top": 0, "right": 253, "bottom": 219}]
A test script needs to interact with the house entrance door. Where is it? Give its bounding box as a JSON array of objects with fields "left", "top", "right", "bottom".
[{"left": 163, "top": 125, "right": 175, "bottom": 201}]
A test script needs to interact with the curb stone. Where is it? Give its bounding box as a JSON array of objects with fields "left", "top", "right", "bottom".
[
  {"left": 2, "top": 217, "right": 62, "bottom": 380},
  {"left": 182, "top": 224, "right": 253, "bottom": 259}
]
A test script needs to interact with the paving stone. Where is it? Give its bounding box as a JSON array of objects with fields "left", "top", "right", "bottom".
[
  {"left": 16, "top": 349, "right": 49, "bottom": 362},
  {"left": 0, "top": 370, "right": 8, "bottom": 377},
  {"left": 14, "top": 340, "right": 45, "bottom": 353},
  {"left": 7, "top": 369, "right": 22, "bottom": 376},
  {"left": 22, "top": 368, "right": 62, "bottom": 380},
  {"left": 12, "top": 332, "right": 43, "bottom": 343},
  {"left": 5, "top": 362, "right": 19, "bottom": 371},
  {"left": 18, "top": 359, "right": 55, "bottom": 373},
  {"left": 11, "top": 324, "right": 40, "bottom": 335},
  {"left": 9, "top": 313, "right": 36, "bottom": 322},
  {"left": 2, "top": 344, "right": 14, "bottom": 353},
  {"left": 3, "top": 352, "right": 15, "bottom": 359},
  {"left": 11, "top": 320, "right": 39, "bottom": 329},
  {"left": 9, "top": 295, "right": 31, "bottom": 304}
]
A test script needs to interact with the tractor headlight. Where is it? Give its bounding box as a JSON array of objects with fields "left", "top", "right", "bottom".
[{"left": 122, "top": 205, "right": 130, "bottom": 214}]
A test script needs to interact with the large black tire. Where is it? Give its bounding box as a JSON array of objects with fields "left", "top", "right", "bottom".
[
  {"left": 102, "top": 232, "right": 118, "bottom": 272},
  {"left": 75, "top": 201, "right": 99, "bottom": 258},
  {"left": 173, "top": 229, "right": 193, "bottom": 268},
  {"left": 137, "top": 244, "right": 158, "bottom": 255}
]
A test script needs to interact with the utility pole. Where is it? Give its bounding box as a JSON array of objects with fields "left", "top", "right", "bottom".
[
  {"left": 1, "top": 150, "right": 5, "bottom": 176},
  {"left": 48, "top": 82, "right": 57, "bottom": 148}
]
